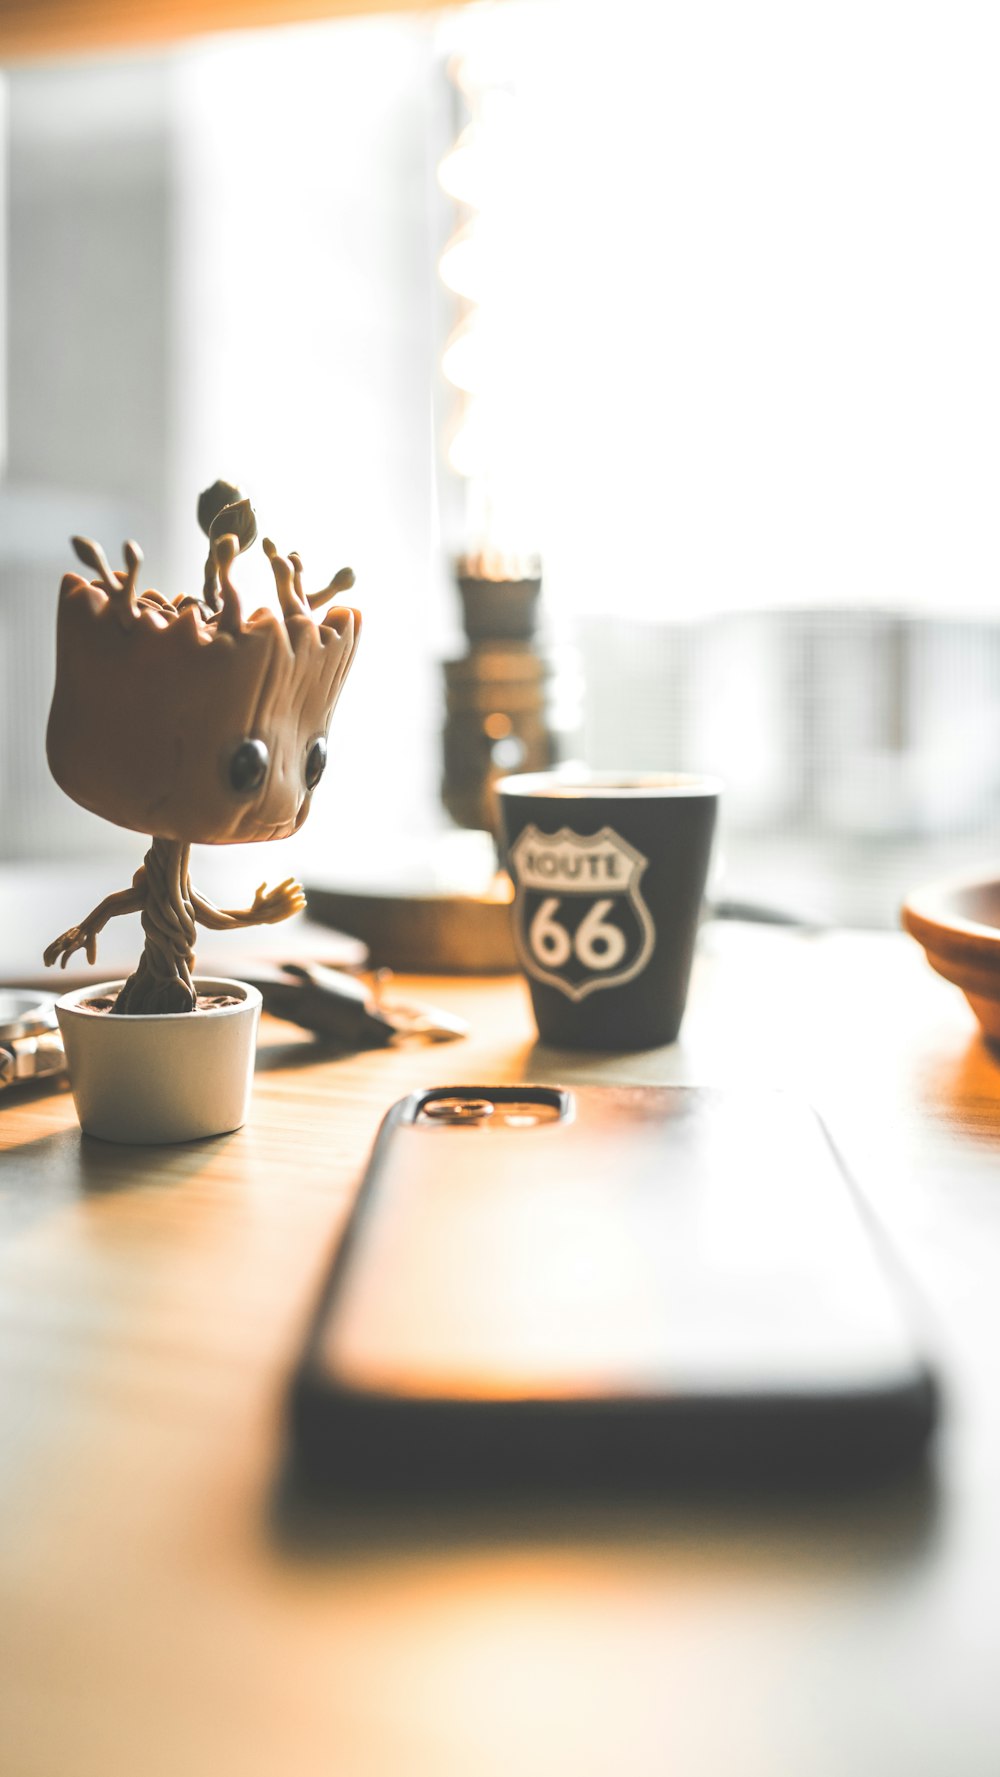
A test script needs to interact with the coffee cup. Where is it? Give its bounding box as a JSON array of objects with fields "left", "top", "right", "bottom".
[{"left": 497, "top": 771, "right": 720, "bottom": 1050}]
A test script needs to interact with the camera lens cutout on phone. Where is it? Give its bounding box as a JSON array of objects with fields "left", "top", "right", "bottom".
[
  {"left": 418, "top": 1096, "right": 562, "bottom": 1128},
  {"left": 420, "top": 1097, "right": 495, "bottom": 1124}
]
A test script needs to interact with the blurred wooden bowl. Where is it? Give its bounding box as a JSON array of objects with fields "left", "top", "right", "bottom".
[{"left": 902, "top": 870, "right": 1000, "bottom": 1039}]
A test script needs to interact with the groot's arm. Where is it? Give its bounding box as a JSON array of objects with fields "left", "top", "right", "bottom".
[
  {"left": 43, "top": 869, "right": 147, "bottom": 969},
  {"left": 190, "top": 877, "right": 305, "bottom": 932}
]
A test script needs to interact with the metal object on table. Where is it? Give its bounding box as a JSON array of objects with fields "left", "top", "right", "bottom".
[
  {"left": 0, "top": 990, "right": 67, "bottom": 1090},
  {"left": 245, "top": 962, "right": 468, "bottom": 1047}
]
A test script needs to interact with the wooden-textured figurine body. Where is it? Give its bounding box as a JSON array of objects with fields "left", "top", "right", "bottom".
[{"left": 44, "top": 482, "right": 361, "bottom": 1014}]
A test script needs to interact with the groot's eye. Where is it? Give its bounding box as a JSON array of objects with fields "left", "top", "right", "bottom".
[
  {"left": 305, "top": 737, "right": 327, "bottom": 791},
  {"left": 229, "top": 738, "right": 269, "bottom": 794}
]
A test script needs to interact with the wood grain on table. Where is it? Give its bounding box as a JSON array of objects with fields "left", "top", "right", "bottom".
[{"left": 1, "top": 923, "right": 999, "bottom": 1777}]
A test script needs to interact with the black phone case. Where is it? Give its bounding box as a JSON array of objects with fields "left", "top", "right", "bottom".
[{"left": 289, "top": 1086, "right": 938, "bottom": 1490}]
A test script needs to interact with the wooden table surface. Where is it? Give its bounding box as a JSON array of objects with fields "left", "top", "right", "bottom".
[{"left": 2, "top": 921, "right": 999, "bottom": 1777}]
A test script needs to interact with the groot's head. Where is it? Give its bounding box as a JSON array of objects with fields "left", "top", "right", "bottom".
[{"left": 47, "top": 505, "right": 361, "bottom": 846}]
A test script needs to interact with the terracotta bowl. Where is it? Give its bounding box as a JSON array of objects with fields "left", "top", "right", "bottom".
[{"left": 902, "top": 871, "right": 1000, "bottom": 1039}]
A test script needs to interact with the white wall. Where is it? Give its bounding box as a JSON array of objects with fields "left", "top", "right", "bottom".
[
  {"left": 446, "top": 0, "right": 1000, "bottom": 625},
  {"left": 169, "top": 19, "right": 452, "bottom": 889},
  {"left": 0, "top": 20, "right": 451, "bottom": 870},
  {"left": 1, "top": 57, "right": 176, "bottom": 858}
]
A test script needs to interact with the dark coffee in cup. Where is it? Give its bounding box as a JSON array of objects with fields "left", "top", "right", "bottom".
[{"left": 497, "top": 772, "right": 720, "bottom": 1050}]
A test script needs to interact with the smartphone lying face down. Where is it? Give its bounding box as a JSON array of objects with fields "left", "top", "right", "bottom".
[{"left": 290, "top": 1086, "right": 938, "bottom": 1488}]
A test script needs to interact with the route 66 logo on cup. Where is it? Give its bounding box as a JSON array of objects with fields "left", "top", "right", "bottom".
[
  {"left": 498, "top": 772, "right": 720, "bottom": 1052},
  {"left": 508, "top": 826, "right": 655, "bottom": 1002}
]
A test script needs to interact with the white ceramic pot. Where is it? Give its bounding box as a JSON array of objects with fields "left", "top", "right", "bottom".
[{"left": 56, "top": 977, "right": 262, "bottom": 1145}]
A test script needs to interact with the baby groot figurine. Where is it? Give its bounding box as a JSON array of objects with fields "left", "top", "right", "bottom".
[{"left": 44, "top": 481, "right": 361, "bottom": 1014}]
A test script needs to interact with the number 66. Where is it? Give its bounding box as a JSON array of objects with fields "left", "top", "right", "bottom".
[{"left": 529, "top": 896, "right": 626, "bottom": 971}]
